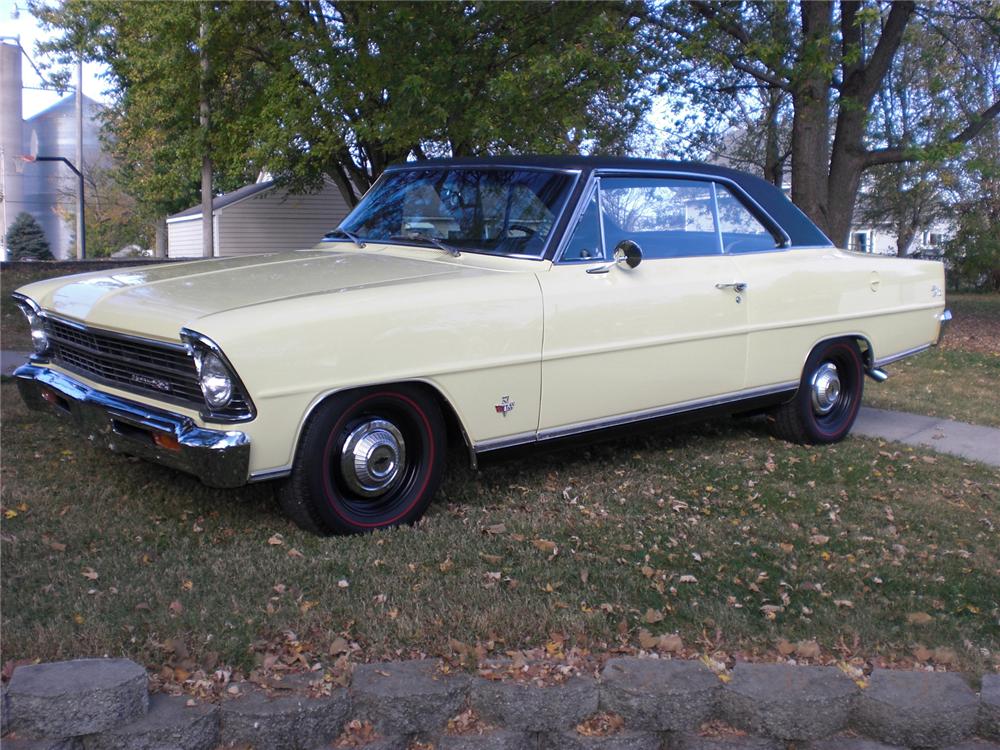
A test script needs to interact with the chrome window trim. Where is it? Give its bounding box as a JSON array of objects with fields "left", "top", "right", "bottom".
[
  {"left": 709, "top": 181, "right": 724, "bottom": 254},
  {"left": 553, "top": 172, "right": 600, "bottom": 263},
  {"left": 590, "top": 168, "right": 792, "bottom": 250},
  {"left": 474, "top": 380, "right": 798, "bottom": 453},
  {"left": 179, "top": 328, "right": 258, "bottom": 423},
  {"left": 333, "top": 165, "right": 582, "bottom": 261}
]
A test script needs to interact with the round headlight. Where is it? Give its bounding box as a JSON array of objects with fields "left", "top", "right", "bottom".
[
  {"left": 197, "top": 351, "right": 233, "bottom": 409},
  {"left": 19, "top": 304, "right": 50, "bottom": 355}
]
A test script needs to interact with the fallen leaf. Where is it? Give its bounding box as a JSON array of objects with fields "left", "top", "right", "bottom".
[
  {"left": 907, "top": 612, "right": 934, "bottom": 626},
  {"left": 484, "top": 523, "right": 506, "bottom": 535},
  {"left": 181, "top": 580, "right": 193, "bottom": 591},
  {"left": 913, "top": 645, "right": 933, "bottom": 662},
  {"left": 809, "top": 534, "right": 830, "bottom": 545},
  {"left": 580, "top": 568, "right": 589, "bottom": 584},
  {"left": 267, "top": 534, "right": 284, "bottom": 546},
  {"left": 439, "top": 558, "right": 454, "bottom": 573},
  {"left": 678, "top": 574, "right": 698, "bottom": 584},
  {"left": 638, "top": 629, "right": 659, "bottom": 649},
  {"left": 932, "top": 647, "right": 957, "bottom": 665},
  {"left": 643, "top": 608, "right": 664, "bottom": 624},
  {"left": 287, "top": 548, "right": 304, "bottom": 558},
  {"left": 833, "top": 599, "right": 854, "bottom": 609},
  {"left": 329, "top": 637, "right": 350, "bottom": 656},
  {"left": 532, "top": 539, "right": 558, "bottom": 554},
  {"left": 169, "top": 600, "right": 184, "bottom": 616},
  {"left": 81, "top": 567, "right": 99, "bottom": 581},
  {"left": 779, "top": 543, "right": 795, "bottom": 554},
  {"left": 658, "top": 634, "right": 683, "bottom": 653},
  {"left": 337, "top": 579, "right": 349, "bottom": 588},
  {"left": 777, "top": 639, "right": 795, "bottom": 656},
  {"left": 795, "top": 640, "right": 821, "bottom": 659}
]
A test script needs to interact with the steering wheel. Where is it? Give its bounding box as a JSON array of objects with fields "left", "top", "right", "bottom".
[{"left": 506, "top": 223, "right": 537, "bottom": 239}]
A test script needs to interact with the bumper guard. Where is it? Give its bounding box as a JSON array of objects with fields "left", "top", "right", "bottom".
[{"left": 14, "top": 364, "right": 250, "bottom": 488}]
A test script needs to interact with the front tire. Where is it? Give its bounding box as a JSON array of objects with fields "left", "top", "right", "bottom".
[
  {"left": 279, "top": 385, "right": 446, "bottom": 535},
  {"left": 768, "top": 339, "right": 864, "bottom": 444}
]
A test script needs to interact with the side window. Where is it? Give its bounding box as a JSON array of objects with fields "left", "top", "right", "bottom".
[
  {"left": 715, "top": 185, "right": 779, "bottom": 253},
  {"left": 561, "top": 190, "right": 604, "bottom": 261},
  {"left": 598, "top": 177, "right": 720, "bottom": 259}
]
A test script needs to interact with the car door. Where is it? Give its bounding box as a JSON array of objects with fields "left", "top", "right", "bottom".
[{"left": 536, "top": 174, "right": 750, "bottom": 437}]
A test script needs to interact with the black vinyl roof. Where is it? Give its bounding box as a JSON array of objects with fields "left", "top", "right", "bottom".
[{"left": 389, "top": 156, "right": 833, "bottom": 248}]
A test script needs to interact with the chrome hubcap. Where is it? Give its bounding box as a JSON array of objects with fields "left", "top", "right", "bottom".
[
  {"left": 810, "top": 362, "right": 842, "bottom": 416},
  {"left": 339, "top": 419, "right": 406, "bottom": 498}
]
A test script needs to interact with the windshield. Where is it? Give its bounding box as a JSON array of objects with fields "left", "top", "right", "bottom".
[{"left": 331, "top": 167, "right": 576, "bottom": 258}]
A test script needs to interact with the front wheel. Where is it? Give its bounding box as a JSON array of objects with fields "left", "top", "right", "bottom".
[
  {"left": 279, "top": 385, "right": 446, "bottom": 535},
  {"left": 768, "top": 339, "right": 864, "bottom": 444}
]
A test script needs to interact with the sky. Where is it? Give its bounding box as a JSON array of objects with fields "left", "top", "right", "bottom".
[{"left": 0, "top": 0, "right": 110, "bottom": 118}]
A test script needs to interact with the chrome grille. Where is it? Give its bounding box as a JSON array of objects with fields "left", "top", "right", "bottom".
[{"left": 43, "top": 317, "right": 251, "bottom": 420}]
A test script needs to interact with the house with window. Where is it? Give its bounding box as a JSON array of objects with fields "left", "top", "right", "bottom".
[{"left": 847, "top": 220, "right": 952, "bottom": 257}]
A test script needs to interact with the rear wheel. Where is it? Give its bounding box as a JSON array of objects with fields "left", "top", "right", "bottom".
[
  {"left": 768, "top": 339, "right": 864, "bottom": 444},
  {"left": 279, "top": 385, "right": 446, "bottom": 535}
]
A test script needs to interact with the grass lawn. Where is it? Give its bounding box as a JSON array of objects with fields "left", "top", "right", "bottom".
[{"left": 2, "top": 383, "right": 998, "bottom": 680}]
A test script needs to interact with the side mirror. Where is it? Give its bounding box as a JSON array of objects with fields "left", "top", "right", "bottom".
[
  {"left": 586, "top": 239, "right": 643, "bottom": 275},
  {"left": 613, "top": 239, "right": 642, "bottom": 269}
]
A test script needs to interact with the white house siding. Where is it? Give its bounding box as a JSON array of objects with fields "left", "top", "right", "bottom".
[
  {"left": 216, "top": 187, "right": 350, "bottom": 257},
  {"left": 166, "top": 217, "right": 213, "bottom": 258}
]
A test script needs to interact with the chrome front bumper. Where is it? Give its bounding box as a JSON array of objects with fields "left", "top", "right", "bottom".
[{"left": 14, "top": 364, "right": 251, "bottom": 488}]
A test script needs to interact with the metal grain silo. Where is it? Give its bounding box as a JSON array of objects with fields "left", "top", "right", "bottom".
[{"left": 22, "top": 93, "right": 105, "bottom": 258}]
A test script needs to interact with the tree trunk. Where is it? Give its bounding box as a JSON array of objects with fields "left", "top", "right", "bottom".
[
  {"left": 154, "top": 217, "right": 167, "bottom": 258},
  {"left": 200, "top": 9, "right": 214, "bottom": 258},
  {"left": 789, "top": 1, "right": 833, "bottom": 233},
  {"left": 895, "top": 222, "right": 918, "bottom": 257},
  {"left": 763, "top": 86, "right": 783, "bottom": 187}
]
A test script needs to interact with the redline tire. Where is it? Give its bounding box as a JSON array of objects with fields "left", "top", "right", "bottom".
[
  {"left": 278, "top": 385, "right": 446, "bottom": 535},
  {"left": 768, "top": 339, "right": 864, "bottom": 445}
]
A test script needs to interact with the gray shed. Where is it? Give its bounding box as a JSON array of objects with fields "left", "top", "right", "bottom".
[{"left": 166, "top": 179, "right": 351, "bottom": 258}]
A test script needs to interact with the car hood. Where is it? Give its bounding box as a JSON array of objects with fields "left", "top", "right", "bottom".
[{"left": 20, "top": 249, "right": 471, "bottom": 341}]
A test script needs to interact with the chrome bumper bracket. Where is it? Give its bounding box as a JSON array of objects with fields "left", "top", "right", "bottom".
[{"left": 14, "top": 364, "right": 251, "bottom": 488}]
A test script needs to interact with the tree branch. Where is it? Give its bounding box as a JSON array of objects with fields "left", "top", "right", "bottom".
[
  {"left": 865, "top": 97, "right": 1000, "bottom": 166},
  {"left": 843, "top": 1, "right": 916, "bottom": 105}
]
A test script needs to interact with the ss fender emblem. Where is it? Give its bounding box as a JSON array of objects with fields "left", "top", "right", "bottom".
[{"left": 494, "top": 396, "right": 515, "bottom": 417}]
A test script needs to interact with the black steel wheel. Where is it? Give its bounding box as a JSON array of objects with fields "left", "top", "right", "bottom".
[
  {"left": 279, "top": 385, "right": 446, "bottom": 535},
  {"left": 768, "top": 339, "right": 864, "bottom": 445}
]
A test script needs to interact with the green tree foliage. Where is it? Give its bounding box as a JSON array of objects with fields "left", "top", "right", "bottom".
[
  {"left": 34, "top": 1, "right": 652, "bottom": 210},
  {"left": 649, "top": 1, "right": 1000, "bottom": 246},
  {"left": 5, "top": 212, "right": 54, "bottom": 261}
]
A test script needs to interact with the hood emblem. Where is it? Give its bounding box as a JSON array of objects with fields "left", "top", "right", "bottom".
[
  {"left": 494, "top": 396, "right": 515, "bottom": 417},
  {"left": 131, "top": 373, "right": 172, "bottom": 393}
]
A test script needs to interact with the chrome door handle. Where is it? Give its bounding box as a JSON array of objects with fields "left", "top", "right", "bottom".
[{"left": 716, "top": 281, "right": 748, "bottom": 293}]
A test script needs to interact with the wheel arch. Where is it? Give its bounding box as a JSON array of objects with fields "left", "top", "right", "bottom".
[
  {"left": 803, "top": 332, "right": 875, "bottom": 373},
  {"left": 291, "top": 379, "right": 476, "bottom": 473}
]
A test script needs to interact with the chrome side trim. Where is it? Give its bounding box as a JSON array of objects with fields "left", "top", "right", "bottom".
[
  {"left": 249, "top": 466, "right": 293, "bottom": 483},
  {"left": 874, "top": 344, "right": 931, "bottom": 368},
  {"left": 14, "top": 364, "right": 251, "bottom": 488},
  {"left": 474, "top": 381, "right": 798, "bottom": 453}
]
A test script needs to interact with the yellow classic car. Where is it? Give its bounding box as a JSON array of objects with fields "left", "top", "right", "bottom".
[{"left": 13, "top": 157, "right": 950, "bottom": 534}]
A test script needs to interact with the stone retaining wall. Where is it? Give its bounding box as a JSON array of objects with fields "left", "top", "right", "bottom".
[{"left": 2, "top": 657, "right": 998, "bottom": 749}]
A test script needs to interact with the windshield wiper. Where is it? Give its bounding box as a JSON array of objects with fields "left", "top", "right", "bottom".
[
  {"left": 324, "top": 228, "right": 366, "bottom": 248},
  {"left": 389, "top": 234, "right": 461, "bottom": 257}
]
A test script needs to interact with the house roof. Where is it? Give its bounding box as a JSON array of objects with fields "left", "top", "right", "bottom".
[{"left": 168, "top": 180, "right": 275, "bottom": 221}]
